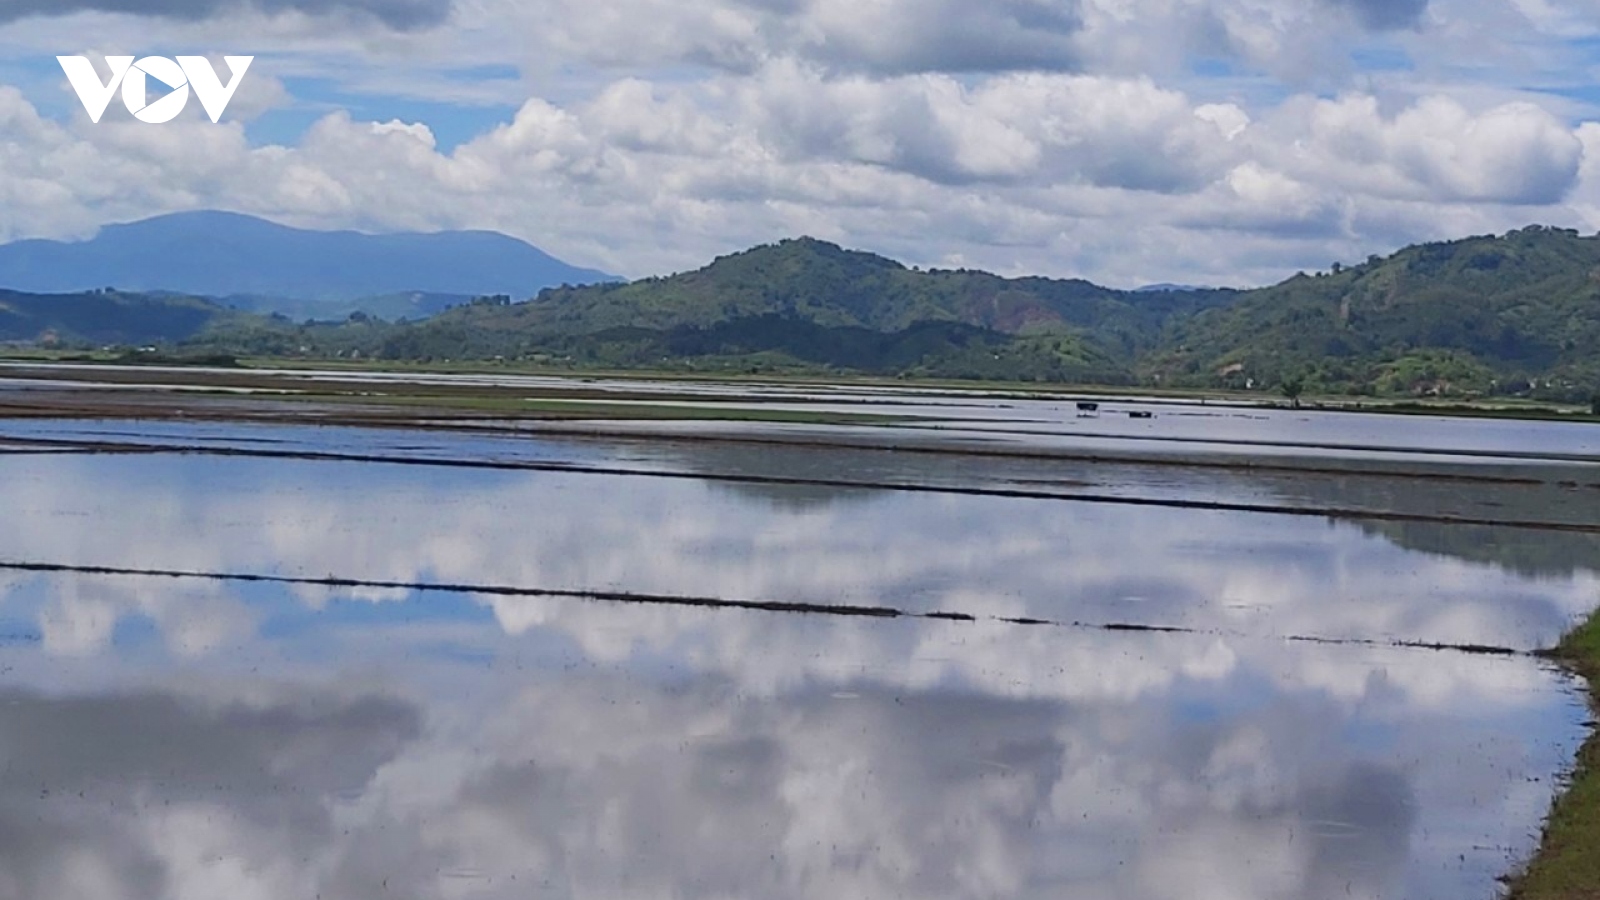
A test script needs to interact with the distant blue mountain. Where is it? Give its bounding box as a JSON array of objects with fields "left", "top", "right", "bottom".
[{"left": 0, "top": 211, "right": 617, "bottom": 306}]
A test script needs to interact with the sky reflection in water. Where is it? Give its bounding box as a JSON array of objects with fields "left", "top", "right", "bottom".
[{"left": 0, "top": 438, "right": 1593, "bottom": 900}]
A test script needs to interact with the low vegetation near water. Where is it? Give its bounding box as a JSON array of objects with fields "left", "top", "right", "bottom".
[
  {"left": 6, "top": 225, "right": 1600, "bottom": 403},
  {"left": 1513, "top": 612, "right": 1600, "bottom": 900}
]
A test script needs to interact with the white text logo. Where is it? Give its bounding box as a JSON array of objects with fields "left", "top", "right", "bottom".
[{"left": 58, "top": 55, "right": 253, "bottom": 124}]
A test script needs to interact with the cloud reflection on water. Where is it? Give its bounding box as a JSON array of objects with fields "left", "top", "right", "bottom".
[
  {"left": 0, "top": 447, "right": 1591, "bottom": 899},
  {"left": 0, "top": 452, "right": 1594, "bottom": 654},
  {"left": 0, "top": 607, "right": 1578, "bottom": 900}
]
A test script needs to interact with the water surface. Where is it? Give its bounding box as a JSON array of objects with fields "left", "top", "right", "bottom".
[{"left": 0, "top": 419, "right": 1593, "bottom": 900}]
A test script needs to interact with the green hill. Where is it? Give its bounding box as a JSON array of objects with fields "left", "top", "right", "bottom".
[
  {"left": 0, "top": 289, "right": 247, "bottom": 346},
  {"left": 1149, "top": 225, "right": 1600, "bottom": 397},
  {"left": 336, "top": 237, "right": 1234, "bottom": 379},
  {"left": 484, "top": 237, "right": 1236, "bottom": 342},
  {"left": 12, "top": 226, "right": 1600, "bottom": 398},
  {"left": 367, "top": 228, "right": 1596, "bottom": 393}
]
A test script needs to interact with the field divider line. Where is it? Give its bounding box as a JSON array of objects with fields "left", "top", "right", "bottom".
[
  {"left": 2, "top": 416, "right": 1588, "bottom": 486},
  {"left": 0, "top": 559, "right": 1530, "bottom": 658},
  {"left": 5, "top": 436, "right": 1600, "bottom": 535},
  {"left": 892, "top": 421, "right": 1600, "bottom": 465}
]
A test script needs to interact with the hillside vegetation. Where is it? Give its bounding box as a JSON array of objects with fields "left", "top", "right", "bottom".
[
  {"left": 1150, "top": 225, "right": 1600, "bottom": 397},
  {"left": 9, "top": 225, "right": 1600, "bottom": 399},
  {"left": 265, "top": 237, "right": 1237, "bottom": 382},
  {"left": 0, "top": 289, "right": 240, "bottom": 346}
]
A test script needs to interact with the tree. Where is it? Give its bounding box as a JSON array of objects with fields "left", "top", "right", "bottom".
[
  {"left": 1281, "top": 376, "right": 1305, "bottom": 409},
  {"left": 1591, "top": 392, "right": 1600, "bottom": 417}
]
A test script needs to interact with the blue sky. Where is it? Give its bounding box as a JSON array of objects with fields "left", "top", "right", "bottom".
[{"left": 0, "top": 0, "right": 1598, "bottom": 287}]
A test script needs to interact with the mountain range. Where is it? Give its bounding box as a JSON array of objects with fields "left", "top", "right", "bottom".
[
  {"left": 3, "top": 222, "right": 1599, "bottom": 400},
  {"left": 0, "top": 212, "right": 616, "bottom": 319}
]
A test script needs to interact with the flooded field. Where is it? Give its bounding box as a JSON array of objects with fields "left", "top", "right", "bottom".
[{"left": 0, "top": 370, "right": 1598, "bottom": 899}]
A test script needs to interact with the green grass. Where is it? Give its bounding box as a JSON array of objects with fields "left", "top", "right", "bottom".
[
  {"left": 1300, "top": 399, "right": 1599, "bottom": 424},
  {"left": 0, "top": 349, "right": 116, "bottom": 362},
  {"left": 241, "top": 360, "right": 1600, "bottom": 424},
  {"left": 1511, "top": 613, "right": 1600, "bottom": 900},
  {"left": 9, "top": 351, "right": 1599, "bottom": 424},
  {"left": 224, "top": 355, "right": 1247, "bottom": 399},
  {"left": 233, "top": 357, "right": 1600, "bottom": 414}
]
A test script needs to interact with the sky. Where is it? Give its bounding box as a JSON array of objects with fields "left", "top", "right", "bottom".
[{"left": 0, "top": 0, "right": 1598, "bottom": 287}]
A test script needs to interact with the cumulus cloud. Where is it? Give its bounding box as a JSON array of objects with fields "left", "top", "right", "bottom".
[
  {"left": 470, "top": 0, "right": 1440, "bottom": 78},
  {"left": 739, "top": 67, "right": 1244, "bottom": 189},
  {"left": 1320, "top": 0, "right": 1429, "bottom": 30},
  {"left": 518, "top": 0, "right": 1087, "bottom": 75},
  {"left": 1, "top": 53, "right": 1594, "bottom": 287},
  {"left": 1277, "top": 93, "right": 1584, "bottom": 205},
  {"left": 0, "top": 0, "right": 1595, "bottom": 285},
  {"left": 0, "top": 0, "right": 451, "bottom": 29},
  {"left": 790, "top": 0, "right": 1086, "bottom": 74}
]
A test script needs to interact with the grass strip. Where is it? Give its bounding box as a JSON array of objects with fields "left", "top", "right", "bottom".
[{"left": 1511, "top": 612, "right": 1600, "bottom": 899}]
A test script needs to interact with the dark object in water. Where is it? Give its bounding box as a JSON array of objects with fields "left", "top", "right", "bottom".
[
  {"left": 1076, "top": 401, "right": 1100, "bottom": 414},
  {"left": 1128, "top": 411, "right": 1154, "bottom": 419}
]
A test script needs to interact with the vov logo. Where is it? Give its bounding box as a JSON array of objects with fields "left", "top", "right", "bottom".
[{"left": 58, "top": 55, "right": 253, "bottom": 124}]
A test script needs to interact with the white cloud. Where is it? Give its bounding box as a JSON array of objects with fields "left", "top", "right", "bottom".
[
  {"left": 0, "top": 0, "right": 1596, "bottom": 285},
  {"left": 0, "top": 0, "right": 453, "bottom": 29},
  {"left": 1278, "top": 93, "right": 1584, "bottom": 204},
  {"left": 1, "top": 56, "right": 1596, "bottom": 287}
]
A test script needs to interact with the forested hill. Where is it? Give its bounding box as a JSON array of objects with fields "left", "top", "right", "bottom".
[
  {"left": 369, "top": 226, "right": 1598, "bottom": 395},
  {"left": 518, "top": 237, "right": 1238, "bottom": 344},
  {"left": 380, "top": 237, "right": 1240, "bottom": 381},
  {"left": 1147, "top": 225, "right": 1600, "bottom": 395},
  {"left": 0, "top": 289, "right": 242, "bottom": 346},
  {"left": 10, "top": 226, "right": 1600, "bottom": 398}
]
